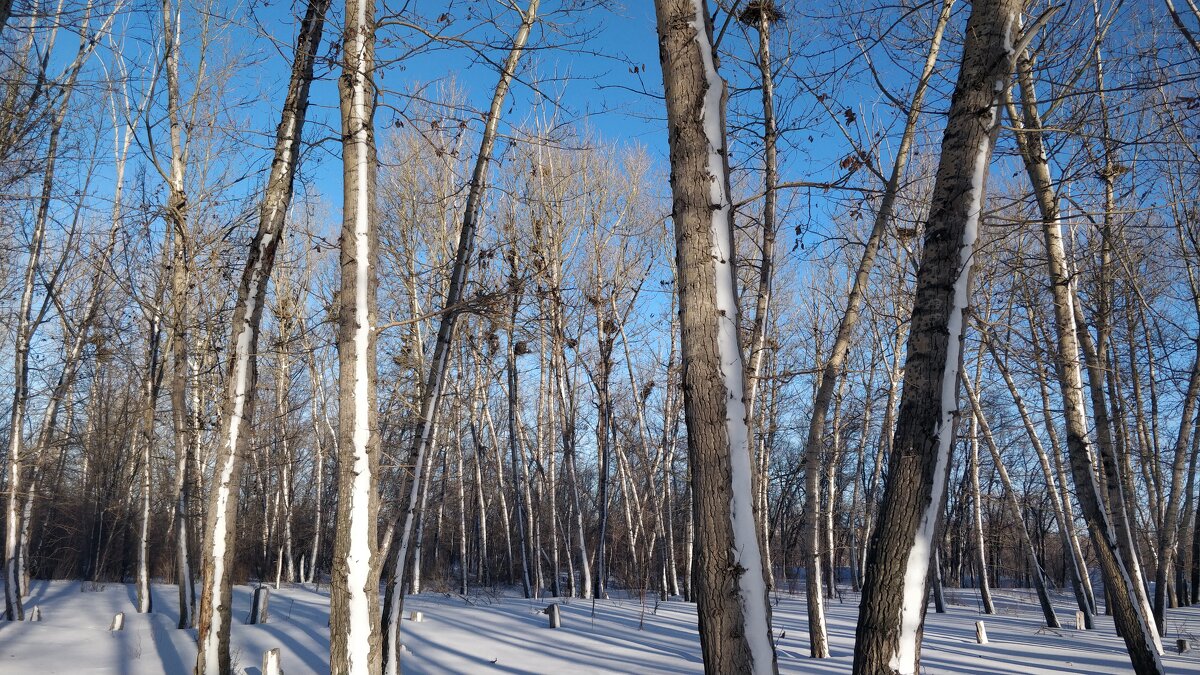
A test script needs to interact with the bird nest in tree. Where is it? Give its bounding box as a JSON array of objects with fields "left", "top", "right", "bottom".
[{"left": 739, "top": 0, "right": 784, "bottom": 25}]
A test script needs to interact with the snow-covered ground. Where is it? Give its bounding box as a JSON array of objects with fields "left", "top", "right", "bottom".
[{"left": 3, "top": 580, "right": 1200, "bottom": 673}]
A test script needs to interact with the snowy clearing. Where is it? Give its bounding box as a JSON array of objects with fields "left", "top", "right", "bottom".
[{"left": 3, "top": 580, "right": 1200, "bottom": 673}]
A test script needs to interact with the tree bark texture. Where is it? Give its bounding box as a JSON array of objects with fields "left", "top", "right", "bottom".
[
  {"left": 654, "top": 1, "right": 777, "bottom": 672},
  {"left": 852, "top": 1, "right": 1019, "bottom": 672}
]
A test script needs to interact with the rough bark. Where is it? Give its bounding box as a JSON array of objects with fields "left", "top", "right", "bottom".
[
  {"left": 852, "top": 1, "right": 1019, "bottom": 672},
  {"left": 653, "top": 0, "right": 777, "bottom": 672},
  {"left": 328, "top": 0, "right": 381, "bottom": 668}
]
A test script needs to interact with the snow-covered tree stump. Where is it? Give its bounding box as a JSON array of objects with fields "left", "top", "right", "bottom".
[
  {"left": 1075, "top": 611, "right": 1085, "bottom": 630},
  {"left": 543, "top": 603, "right": 561, "bottom": 629},
  {"left": 249, "top": 586, "right": 270, "bottom": 624},
  {"left": 262, "top": 647, "right": 282, "bottom": 675},
  {"left": 975, "top": 621, "right": 988, "bottom": 645},
  {"left": 1178, "top": 639, "right": 1190, "bottom": 654},
  {"left": 110, "top": 612, "right": 125, "bottom": 631},
  {"left": 28, "top": 606, "right": 40, "bottom": 622},
  {"left": 409, "top": 611, "right": 423, "bottom": 623}
]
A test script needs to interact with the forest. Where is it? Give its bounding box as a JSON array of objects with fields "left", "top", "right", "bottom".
[{"left": 2, "top": 0, "right": 1200, "bottom": 673}]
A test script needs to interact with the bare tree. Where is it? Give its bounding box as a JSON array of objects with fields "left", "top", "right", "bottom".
[
  {"left": 1006, "top": 26, "right": 1165, "bottom": 673},
  {"left": 192, "top": 0, "right": 329, "bottom": 669},
  {"left": 382, "top": 4, "right": 541, "bottom": 671},
  {"left": 653, "top": 0, "right": 776, "bottom": 672},
  {"left": 852, "top": 0, "right": 1021, "bottom": 672}
]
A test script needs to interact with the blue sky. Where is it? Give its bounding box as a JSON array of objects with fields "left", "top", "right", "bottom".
[{"left": 236, "top": 1, "right": 674, "bottom": 217}]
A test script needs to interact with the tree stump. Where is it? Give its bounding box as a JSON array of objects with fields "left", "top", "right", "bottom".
[
  {"left": 1075, "top": 610, "right": 1085, "bottom": 630},
  {"left": 1178, "top": 639, "right": 1190, "bottom": 654},
  {"left": 110, "top": 612, "right": 125, "bottom": 631},
  {"left": 543, "top": 603, "right": 561, "bottom": 629},
  {"left": 409, "top": 611, "right": 423, "bottom": 623},
  {"left": 249, "top": 586, "right": 271, "bottom": 624},
  {"left": 975, "top": 620, "right": 988, "bottom": 645},
  {"left": 28, "top": 606, "right": 40, "bottom": 622},
  {"left": 262, "top": 647, "right": 282, "bottom": 675}
]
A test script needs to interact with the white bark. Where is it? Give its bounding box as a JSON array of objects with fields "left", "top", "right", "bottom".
[{"left": 193, "top": 0, "right": 329, "bottom": 666}]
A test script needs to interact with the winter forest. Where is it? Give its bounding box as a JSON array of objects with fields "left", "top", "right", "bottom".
[{"left": 6, "top": 0, "right": 1200, "bottom": 673}]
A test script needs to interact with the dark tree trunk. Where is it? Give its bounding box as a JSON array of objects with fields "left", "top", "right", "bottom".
[
  {"left": 653, "top": 1, "right": 777, "bottom": 672},
  {"left": 852, "top": 1, "right": 1020, "bottom": 672}
]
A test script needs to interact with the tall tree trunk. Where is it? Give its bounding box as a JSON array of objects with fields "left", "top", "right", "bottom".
[
  {"left": 852, "top": 1, "right": 1019, "bottom": 671},
  {"left": 328, "top": 0, "right": 381, "bottom": 668},
  {"left": 159, "top": 0, "right": 197, "bottom": 631},
  {"left": 653, "top": 1, "right": 777, "bottom": 671},
  {"left": 1008, "top": 42, "right": 1165, "bottom": 673},
  {"left": 383, "top": 6, "right": 540, "bottom": 667},
  {"left": 193, "top": 0, "right": 329, "bottom": 668}
]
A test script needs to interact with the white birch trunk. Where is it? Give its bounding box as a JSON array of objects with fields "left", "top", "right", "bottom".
[
  {"left": 192, "top": 0, "right": 329, "bottom": 667},
  {"left": 329, "top": 0, "right": 380, "bottom": 668}
]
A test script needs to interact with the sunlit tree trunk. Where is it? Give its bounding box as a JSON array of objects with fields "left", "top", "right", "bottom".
[
  {"left": 1008, "top": 41, "right": 1165, "bottom": 673},
  {"left": 328, "top": 0, "right": 381, "bottom": 667},
  {"left": 853, "top": 1, "right": 1019, "bottom": 671},
  {"left": 654, "top": 0, "right": 777, "bottom": 671},
  {"left": 192, "top": 0, "right": 329, "bottom": 668}
]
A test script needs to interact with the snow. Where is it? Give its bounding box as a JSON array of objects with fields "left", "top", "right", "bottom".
[
  {"left": 5, "top": 580, "right": 1200, "bottom": 674},
  {"left": 686, "top": 0, "right": 773, "bottom": 671},
  {"left": 892, "top": 86, "right": 999, "bottom": 675}
]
